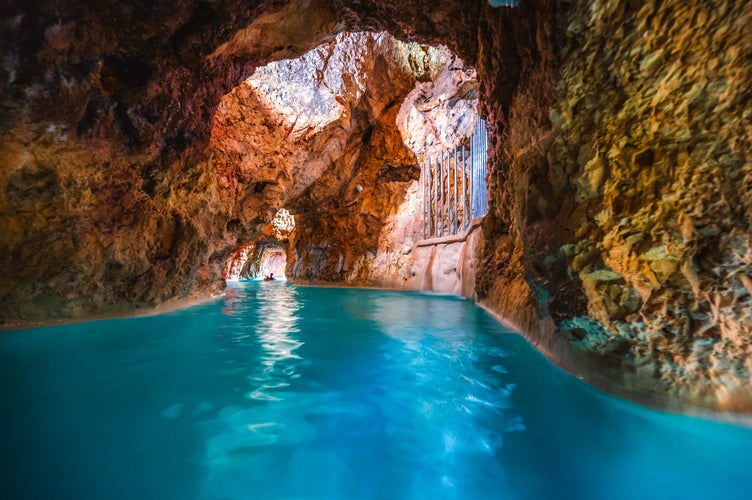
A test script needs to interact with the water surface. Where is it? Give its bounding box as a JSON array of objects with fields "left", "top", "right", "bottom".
[{"left": 1, "top": 282, "right": 751, "bottom": 499}]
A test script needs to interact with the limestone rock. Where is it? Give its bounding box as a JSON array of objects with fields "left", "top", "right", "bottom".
[
  {"left": 477, "top": 0, "right": 752, "bottom": 410},
  {"left": 397, "top": 50, "right": 479, "bottom": 158},
  {"left": 212, "top": 31, "right": 446, "bottom": 288}
]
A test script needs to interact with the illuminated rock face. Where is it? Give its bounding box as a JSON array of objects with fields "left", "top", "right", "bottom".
[
  {"left": 1, "top": 0, "right": 751, "bottom": 410},
  {"left": 561, "top": 0, "right": 752, "bottom": 408},
  {"left": 397, "top": 50, "right": 479, "bottom": 159},
  {"left": 212, "top": 31, "right": 445, "bottom": 286}
]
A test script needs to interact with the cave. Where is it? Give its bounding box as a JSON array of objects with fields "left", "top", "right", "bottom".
[
  {"left": 214, "top": 31, "right": 483, "bottom": 287},
  {"left": 1, "top": 0, "right": 752, "bottom": 497}
]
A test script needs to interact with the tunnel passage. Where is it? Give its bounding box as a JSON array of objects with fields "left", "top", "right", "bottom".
[
  {"left": 212, "top": 31, "right": 482, "bottom": 287},
  {"left": 225, "top": 208, "right": 295, "bottom": 281},
  {"left": 227, "top": 244, "right": 288, "bottom": 281}
]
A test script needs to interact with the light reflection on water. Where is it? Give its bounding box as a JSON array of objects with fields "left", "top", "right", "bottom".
[
  {"left": 198, "top": 285, "right": 525, "bottom": 498},
  {"left": 202, "top": 283, "right": 308, "bottom": 485},
  {"left": 247, "top": 282, "right": 303, "bottom": 400}
]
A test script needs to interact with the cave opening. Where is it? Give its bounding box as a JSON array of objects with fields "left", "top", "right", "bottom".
[
  {"left": 225, "top": 208, "right": 295, "bottom": 281},
  {"left": 212, "top": 30, "right": 485, "bottom": 287}
]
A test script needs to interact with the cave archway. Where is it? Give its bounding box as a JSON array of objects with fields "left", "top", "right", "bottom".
[
  {"left": 213, "top": 31, "right": 483, "bottom": 287},
  {"left": 225, "top": 208, "right": 295, "bottom": 281},
  {"left": 227, "top": 242, "right": 288, "bottom": 281}
]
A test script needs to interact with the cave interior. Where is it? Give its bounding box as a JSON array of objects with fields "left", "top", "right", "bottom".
[{"left": 1, "top": 0, "right": 752, "bottom": 413}]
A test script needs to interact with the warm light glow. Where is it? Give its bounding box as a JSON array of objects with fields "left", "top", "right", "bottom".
[
  {"left": 270, "top": 208, "right": 295, "bottom": 240},
  {"left": 224, "top": 208, "right": 295, "bottom": 281},
  {"left": 257, "top": 247, "right": 287, "bottom": 281}
]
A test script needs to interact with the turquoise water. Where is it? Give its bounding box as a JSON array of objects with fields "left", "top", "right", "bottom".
[{"left": 2, "top": 283, "right": 752, "bottom": 499}]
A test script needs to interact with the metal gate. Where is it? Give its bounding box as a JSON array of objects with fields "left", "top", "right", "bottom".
[{"left": 420, "top": 116, "right": 488, "bottom": 239}]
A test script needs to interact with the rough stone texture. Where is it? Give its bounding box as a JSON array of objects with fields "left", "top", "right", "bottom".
[
  {"left": 210, "top": 31, "right": 445, "bottom": 287},
  {"left": 2, "top": 0, "right": 752, "bottom": 412},
  {"left": 397, "top": 50, "right": 479, "bottom": 158},
  {"left": 224, "top": 208, "right": 295, "bottom": 280},
  {"left": 553, "top": 0, "right": 752, "bottom": 409},
  {"left": 475, "top": 0, "right": 752, "bottom": 410},
  {"left": 0, "top": 0, "right": 343, "bottom": 323}
]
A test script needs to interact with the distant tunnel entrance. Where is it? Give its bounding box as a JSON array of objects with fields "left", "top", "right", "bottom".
[
  {"left": 226, "top": 242, "right": 288, "bottom": 281},
  {"left": 225, "top": 208, "right": 294, "bottom": 281}
]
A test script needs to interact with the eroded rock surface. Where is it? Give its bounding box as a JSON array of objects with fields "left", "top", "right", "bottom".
[
  {"left": 476, "top": 0, "right": 752, "bottom": 409},
  {"left": 397, "top": 50, "right": 479, "bottom": 159},
  {"left": 557, "top": 0, "right": 752, "bottom": 408}
]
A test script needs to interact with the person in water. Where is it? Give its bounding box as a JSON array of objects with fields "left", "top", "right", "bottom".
[{"left": 264, "top": 272, "right": 275, "bottom": 281}]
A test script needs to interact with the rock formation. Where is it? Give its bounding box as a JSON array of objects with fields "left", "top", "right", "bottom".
[
  {"left": 475, "top": 0, "right": 752, "bottom": 411},
  {"left": 212, "top": 31, "right": 446, "bottom": 285},
  {"left": 1, "top": 0, "right": 751, "bottom": 412}
]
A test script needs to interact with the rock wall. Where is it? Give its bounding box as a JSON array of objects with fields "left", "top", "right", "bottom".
[
  {"left": 0, "top": 0, "right": 343, "bottom": 323},
  {"left": 558, "top": 0, "right": 752, "bottom": 409},
  {"left": 214, "top": 31, "right": 447, "bottom": 287},
  {"left": 290, "top": 46, "right": 482, "bottom": 288},
  {"left": 475, "top": 0, "right": 752, "bottom": 410}
]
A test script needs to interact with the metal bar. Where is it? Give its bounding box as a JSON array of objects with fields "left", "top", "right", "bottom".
[
  {"left": 453, "top": 146, "right": 458, "bottom": 234},
  {"left": 420, "top": 160, "right": 425, "bottom": 239},
  {"left": 450, "top": 148, "right": 454, "bottom": 235},
  {"left": 429, "top": 157, "right": 433, "bottom": 237},
  {"left": 481, "top": 118, "right": 488, "bottom": 215},
  {"left": 461, "top": 145, "right": 467, "bottom": 231},
  {"left": 415, "top": 116, "right": 489, "bottom": 240},
  {"left": 427, "top": 158, "right": 432, "bottom": 238},
  {"left": 439, "top": 151, "right": 444, "bottom": 237},
  {"left": 476, "top": 120, "right": 480, "bottom": 219},
  {"left": 420, "top": 162, "right": 428, "bottom": 240},
  {"left": 484, "top": 137, "right": 487, "bottom": 214},
  {"left": 429, "top": 157, "right": 433, "bottom": 238},
  {"left": 471, "top": 122, "right": 476, "bottom": 219},
  {"left": 445, "top": 150, "right": 450, "bottom": 237},
  {"left": 444, "top": 151, "right": 448, "bottom": 237},
  {"left": 482, "top": 121, "right": 485, "bottom": 215},
  {"left": 436, "top": 155, "right": 440, "bottom": 238},
  {"left": 447, "top": 150, "right": 452, "bottom": 235},
  {"left": 482, "top": 118, "right": 486, "bottom": 215},
  {"left": 442, "top": 151, "right": 447, "bottom": 237},
  {"left": 450, "top": 150, "right": 455, "bottom": 235},
  {"left": 478, "top": 117, "right": 483, "bottom": 216}
]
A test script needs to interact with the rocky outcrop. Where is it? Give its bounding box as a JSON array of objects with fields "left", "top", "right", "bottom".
[
  {"left": 475, "top": 0, "right": 752, "bottom": 410},
  {"left": 397, "top": 50, "right": 479, "bottom": 159},
  {"left": 555, "top": 0, "right": 752, "bottom": 409}
]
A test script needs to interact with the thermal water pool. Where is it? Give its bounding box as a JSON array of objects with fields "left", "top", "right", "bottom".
[{"left": 2, "top": 282, "right": 751, "bottom": 499}]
